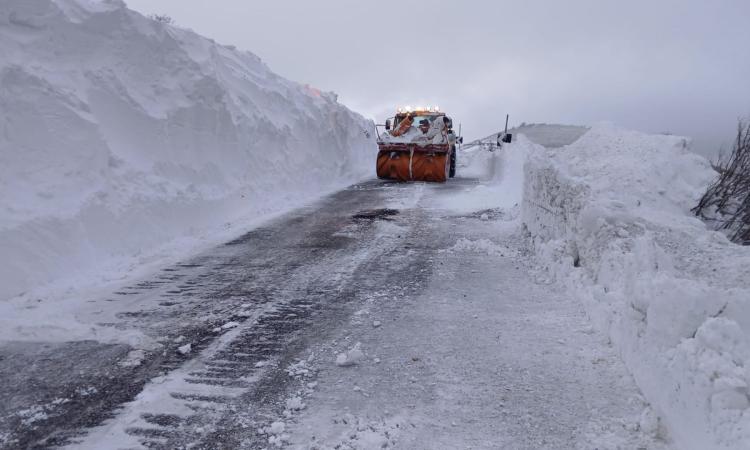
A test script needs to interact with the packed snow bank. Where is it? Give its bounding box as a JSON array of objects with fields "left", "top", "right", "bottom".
[
  {"left": 0, "top": 0, "right": 375, "bottom": 305},
  {"left": 522, "top": 123, "right": 750, "bottom": 449}
]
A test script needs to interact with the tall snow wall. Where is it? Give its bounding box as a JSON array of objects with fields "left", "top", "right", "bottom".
[
  {"left": 0, "top": 0, "right": 376, "bottom": 302},
  {"left": 522, "top": 124, "right": 750, "bottom": 449}
]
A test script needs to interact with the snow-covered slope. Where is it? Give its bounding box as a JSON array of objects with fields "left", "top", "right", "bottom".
[
  {"left": 0, "top": 0, "right": 375, "bottom": 304},
  {"left": 522, "top": 124, "right": 750, "bottom": 449}
]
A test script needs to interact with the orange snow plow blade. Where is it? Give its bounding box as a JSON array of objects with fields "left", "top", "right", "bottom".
[
  {"left": 376, "top": 143, "right": 449, "bottom": 182},
  {"left": 376, "top": 150, "right": 411, "bottom": 181}
]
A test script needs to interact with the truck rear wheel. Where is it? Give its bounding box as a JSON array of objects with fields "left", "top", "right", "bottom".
[{"left": 449, "top": 146, "right": 456, "bottom": 178}]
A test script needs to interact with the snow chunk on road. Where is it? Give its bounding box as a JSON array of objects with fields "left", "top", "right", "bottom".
[
  {"left": 286, "top": 359, "right": 313, "bottom": 378},
  {"left": 118, "top": 349, "right": 146, "bottom": 367},
  {"left": 285, "top": 396, "right": 306, "bottom": 411},
  {"left": 220, "top": 321, "right": 240, "bottom": 330},
  {"left": 335, "top": 342, "right": 365, "bottom": 367},
  {"left": 261, "top": 420, "right": 290, "bottom": 447},
  {"left": 268, "top": 421, "right": 286, "bottom": 434},
  {"left": 18, "top": 405, "right": 48, "bottom": 426},
  {"left": 177, "top": 344, "right": 192, "bottom": 355}
]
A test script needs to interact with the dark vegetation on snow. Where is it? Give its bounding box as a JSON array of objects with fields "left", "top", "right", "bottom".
[{"left": 694, "top": 120, "right": 750, "bottom": 245}]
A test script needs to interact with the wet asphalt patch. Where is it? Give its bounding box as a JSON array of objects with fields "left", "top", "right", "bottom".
[{"left": 351, "top": 208, "right": 399, "bottom": 221}]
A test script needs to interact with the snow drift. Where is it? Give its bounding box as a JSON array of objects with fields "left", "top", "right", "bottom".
[
  {"left": 424, "top": 136, "right": 529, "bottom": 217},
  {"left": 0, "top": 0, "right": 375, "bottom": 303},
  {"left": 522, "top": 124, "right": 750, "bottom": 449}
]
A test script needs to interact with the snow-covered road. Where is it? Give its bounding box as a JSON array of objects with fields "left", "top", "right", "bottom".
[{"left": 1, "top": 148, "right": 667, "bottom": 449}]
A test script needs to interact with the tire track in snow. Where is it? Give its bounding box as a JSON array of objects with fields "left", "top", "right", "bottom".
[
  {"left": 0, "top": 181, "right": 415, "bottom": 449},
  {"left": 51, "top": 181, "right": 430, "bottom": 449}
]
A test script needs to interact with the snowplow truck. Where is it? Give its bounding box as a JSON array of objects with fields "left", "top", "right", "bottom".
[{"left": 376, "top": 108, "right": 460, "bottom": 182}]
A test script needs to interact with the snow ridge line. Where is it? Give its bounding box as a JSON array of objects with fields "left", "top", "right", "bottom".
[{"left": 521, "top": 125, "right": 750, "bottom": 450}]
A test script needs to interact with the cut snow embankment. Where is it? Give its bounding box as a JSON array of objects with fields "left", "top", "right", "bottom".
[
  {"left": 522, "top": 123, "right": 750, "bottom": 449},
  {"left": 0, "top": 0, "right": 375, "bottom": 336}
]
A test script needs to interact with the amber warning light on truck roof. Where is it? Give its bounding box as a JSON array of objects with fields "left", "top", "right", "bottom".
[{"left": 396, "top": 106, "right": 440, "bottom": 113}]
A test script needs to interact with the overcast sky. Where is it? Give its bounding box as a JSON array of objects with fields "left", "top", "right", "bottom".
[{"left": 125, "top": 0, "right": 750, "bottom": 158}]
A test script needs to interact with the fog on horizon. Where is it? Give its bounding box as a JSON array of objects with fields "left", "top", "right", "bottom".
[{"left": 125, "top": 0, "right": 750, "bottom": 159}]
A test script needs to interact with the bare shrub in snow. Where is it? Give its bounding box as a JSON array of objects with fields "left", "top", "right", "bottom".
[
  {"left": 149, "top": 14, "right": 173, "bottom": 25},
  {"left": 693, "top": 120, "right": 750, "bottom": 245}
]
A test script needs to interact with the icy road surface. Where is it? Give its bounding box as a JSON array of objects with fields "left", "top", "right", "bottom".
[
  {"left": 279, "top": 182, "right": 666, "bottom": 450},
  {"left": 0, "top": 129, "right": 665, "bottom": 449}
]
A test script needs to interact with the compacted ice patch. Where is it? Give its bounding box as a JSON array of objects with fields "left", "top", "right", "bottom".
[
  {"left": 0, "top": 0, "right": 375, "bottom": 340},
  {"left": 522, "top": 123, "right": 750, "bottom": 450},
  {"left": 445, "top": 238, "right": 519, "bottom": 257}
]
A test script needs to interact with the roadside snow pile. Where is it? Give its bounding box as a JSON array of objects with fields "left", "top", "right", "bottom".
[
  {"left": 335, "top": 342, "right": 365, "bottom": 367},
  {"left": 0, "top": 0, "right": 375, "bottom": 303},
  {"left": 522, "top": 123, "right": 750, "bottom": 450}
]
